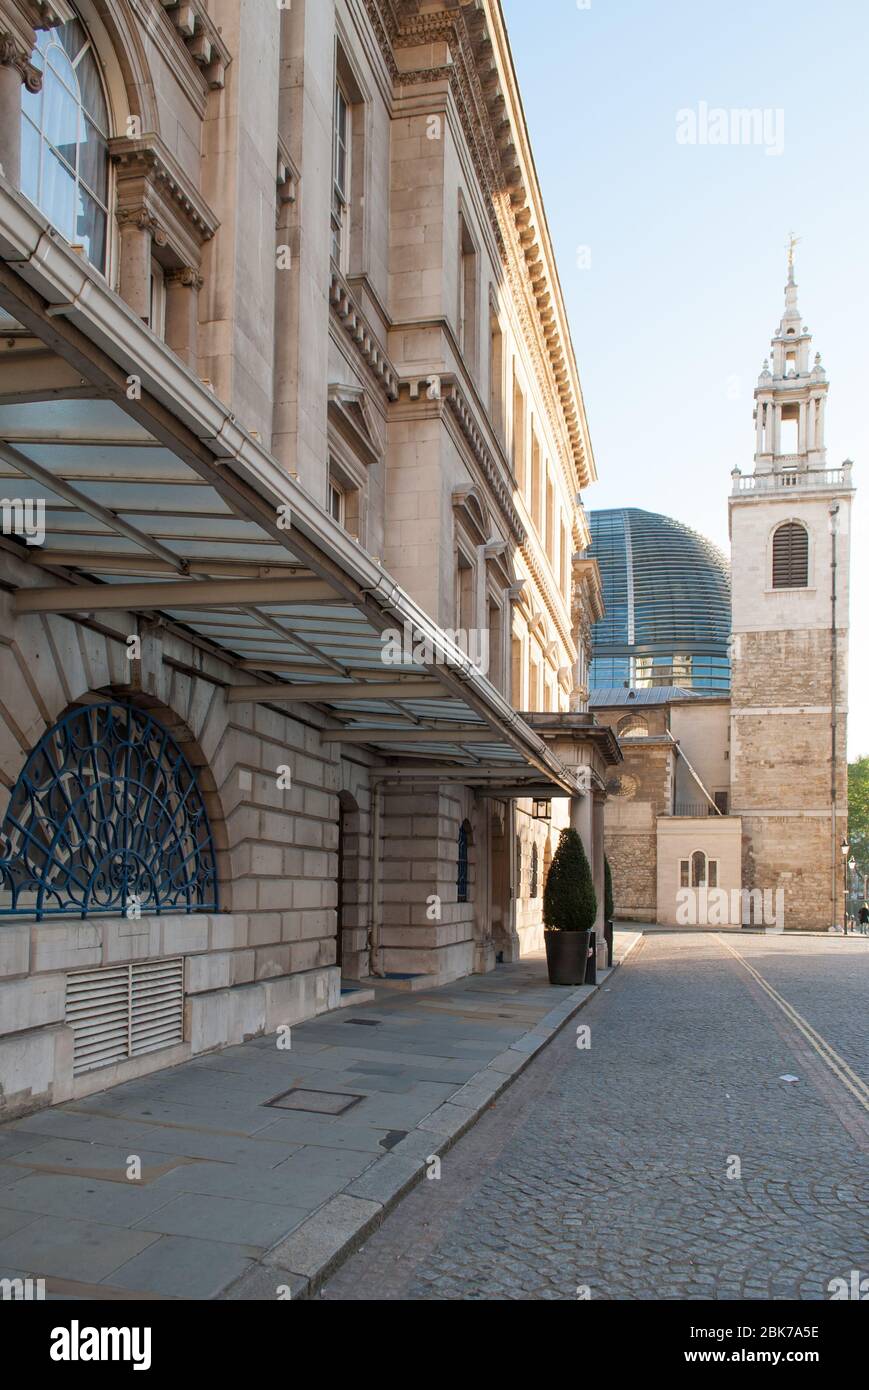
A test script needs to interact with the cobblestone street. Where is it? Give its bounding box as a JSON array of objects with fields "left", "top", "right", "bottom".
[{"left": 323, "top": 932, "right": 869, "bottom": 1301}]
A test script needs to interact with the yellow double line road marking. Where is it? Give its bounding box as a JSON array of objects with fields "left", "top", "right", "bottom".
[{"left": 716, "top": 935, "right": 869, "bottom": 1114}]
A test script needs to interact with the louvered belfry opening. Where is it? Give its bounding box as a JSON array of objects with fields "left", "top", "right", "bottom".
[
  {"left": 65, "top": 959, "right": 185, "bottom": 1076},
  {"left": 772, "top": 521, "right": 809, "bottom": 589}
]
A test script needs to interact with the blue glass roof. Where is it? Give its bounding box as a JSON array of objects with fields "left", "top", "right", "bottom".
[{"left": 588, "top": 508, "right": 732, "bottom": 692}]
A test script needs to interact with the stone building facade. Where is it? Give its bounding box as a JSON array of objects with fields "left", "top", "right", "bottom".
[{"left": 0, "top": 0, "right": 616, "bottom": 1119}]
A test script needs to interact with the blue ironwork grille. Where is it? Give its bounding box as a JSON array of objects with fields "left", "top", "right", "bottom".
[
  {"left": 457, "top": 823, "right": 469, "bottom": 904},
  {"left": 0, "top": 703, "right": 218, "bottom": 920}
]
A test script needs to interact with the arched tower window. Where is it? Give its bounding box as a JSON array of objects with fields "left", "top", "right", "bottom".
[
  {"left": 772, "top": 522, "right": 809, "bottom": 589},
  {"left": 457, "top": 821, "right": 471, "bottom": 904},
  {"left": 21, "top": 9, "right": 110, "bottom": 273},
  {"left": 0, "top": 703, "right": 218, "bottom": 920}
]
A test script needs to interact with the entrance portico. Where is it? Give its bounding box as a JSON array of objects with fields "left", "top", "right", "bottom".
[{"left": 523, "top": 714, "right": 622, "bottom": 954}]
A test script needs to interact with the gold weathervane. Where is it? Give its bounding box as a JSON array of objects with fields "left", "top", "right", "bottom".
[{"left": 787, "top": 232, "right": 801, "bottom": 271}]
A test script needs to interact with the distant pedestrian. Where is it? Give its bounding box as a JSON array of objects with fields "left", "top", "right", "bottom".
[{"left": 860, "top": 903, "right": 869, "bottom": 933}]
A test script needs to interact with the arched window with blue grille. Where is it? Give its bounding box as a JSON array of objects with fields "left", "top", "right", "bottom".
[
  {"left": 457, "top": 820, "right": 470, "bottom": 904},
  {"left": 0, "top": 703, "right": 219, "bottom": 920}
]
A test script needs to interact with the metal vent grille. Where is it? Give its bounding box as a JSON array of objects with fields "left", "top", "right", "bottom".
[{"left": 66, "top": 959, "right": 184, "bottom": 1076}]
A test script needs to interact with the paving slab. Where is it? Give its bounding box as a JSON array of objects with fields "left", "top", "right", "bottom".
[{"left": 0, "top": 933, "right": 643, "bottom": 1299}]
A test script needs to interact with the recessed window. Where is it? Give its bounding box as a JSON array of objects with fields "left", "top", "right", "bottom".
[
  {"left": 332, "top": 81, "right": 351, "bottom": 268},
  {"left": 149, "top": 259, "right": 166, "bottom": 339},
  {"left": 489, "top": 309, "right": 504, "bottom": 437},
  {"left": 772, "top": 521, "right": 809, "bottom": 589},
  {"left": 530, "top": 842, "right": 539, "bottom": 899},
  {"left": 458, "top": 212, "right": 478, "bottom": 370},
  {"left": 329, "top": 479, "right": 345, "bottom": 526},
  {"left": 21, "top": 12, "right": 111, "bottom": 273}
]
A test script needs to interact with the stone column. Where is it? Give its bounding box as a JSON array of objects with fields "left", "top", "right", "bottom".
[
  {"left": 118, "top": 212, "right": 157, "bottom": 321},
  {"left": 570, "top": 792, "right": 593, "bottom": 869},
  {"left": 592, "top": 790, "right": 606, "bottom": 946},
  {"left": 755, "top": 401, "right": 763, "bottom": 455},
  {"left": 165, "top": 268, "right": 203, "bottom": 368},
  {"left": 807, "top": 395, "right": 816, "bottom": 452},
  {"left": 797, "top": 400, "right": 806, "bottom": 455},
  {"left": 0, "top": 36, "right": 40, "bottom": 189}
]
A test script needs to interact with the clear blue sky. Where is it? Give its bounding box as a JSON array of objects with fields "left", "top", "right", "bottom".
[{"left": 503, "top": 0, "right": 868, "bottom": 757}]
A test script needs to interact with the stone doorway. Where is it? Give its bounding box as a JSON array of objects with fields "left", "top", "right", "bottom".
[{"left": 489, "top": 801, "right": 518, "bottom": 963}]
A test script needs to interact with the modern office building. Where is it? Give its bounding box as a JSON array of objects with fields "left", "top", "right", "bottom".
[{"left": 588, "top": 508, "right": 732, "bottom": 693}]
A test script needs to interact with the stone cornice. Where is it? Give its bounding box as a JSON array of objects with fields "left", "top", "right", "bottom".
[
  {"left": 110, "top": 134, "right": 219, "bottom": 267},
  {"left": 330, "top": 267, "right": 400, "bottom": 401},
  {"left": 151, "top": 0, "right": 230, "bottom": 90},
  {"left": 0, "top": 0, "right": 71, "bottom": 52}
]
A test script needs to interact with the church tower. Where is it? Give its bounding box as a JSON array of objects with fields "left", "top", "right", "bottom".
[{"left": 729, "top": 244, "right": 855, "bottom": 931}]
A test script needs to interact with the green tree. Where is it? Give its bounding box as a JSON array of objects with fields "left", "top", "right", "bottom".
[
  {"left": 543, "top": 827, "right": 597, "bottom": 932},
  {"left": 849, "top": 755, "right": 869, "bottom": 890}
]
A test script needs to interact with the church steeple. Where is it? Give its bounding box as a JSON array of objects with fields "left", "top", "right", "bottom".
[{"left": 752, "top": 238, "right": 828, "bottom": 474}]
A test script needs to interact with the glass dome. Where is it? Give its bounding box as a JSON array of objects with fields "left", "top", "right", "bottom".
[{"left": 588, "top": 508, "right": 732, "bottom": 692}]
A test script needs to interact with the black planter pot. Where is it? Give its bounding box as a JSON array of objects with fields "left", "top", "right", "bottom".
[
  {"left": 603, "top": 920, "right": 614, "bottom": 968},
  {"left": 544, "top": 928, "right": 592, "bottom": 986}
]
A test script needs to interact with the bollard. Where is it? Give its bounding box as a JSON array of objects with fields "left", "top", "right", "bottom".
[{"left": 585, "top": 931, "right": 597, "bottom": 986}]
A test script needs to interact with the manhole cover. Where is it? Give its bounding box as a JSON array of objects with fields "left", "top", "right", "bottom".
[{"left": 264, "top": 1088, "right": 364, "bottom": 1116}]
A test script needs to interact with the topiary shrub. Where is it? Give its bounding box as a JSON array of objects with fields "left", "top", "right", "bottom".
[
  {"left": 543, "top": 827, "right": 597, "bottom": 932},
  {"left": 604, "top": 855, "right": 614, "bottom": 922}
]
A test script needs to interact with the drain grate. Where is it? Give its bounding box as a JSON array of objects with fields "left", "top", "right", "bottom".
[
  {"left": 264, "top": 1087, "right": 364, "bottom": 1116},
  {"left": 344, "top": 1017, "right": 382, "bottom": 1027}
]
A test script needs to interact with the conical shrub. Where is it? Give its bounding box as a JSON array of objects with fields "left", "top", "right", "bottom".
[{"left": 543, "top": 827, "right": 597, "bottom": 932}]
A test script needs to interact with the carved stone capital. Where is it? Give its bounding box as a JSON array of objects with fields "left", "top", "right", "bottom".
[
  {"left": 117, "top": 207, "right": 166, "bottom": 246},
  {"left": 0, "top": 32, "right": 40, "bottom": 88},
  {"left": 166, "top": 266, "right": 204, "bottom": 292}
]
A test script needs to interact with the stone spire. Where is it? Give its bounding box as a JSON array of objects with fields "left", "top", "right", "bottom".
[{"left": 751, "top": 240, "right": 828, "bottom": 474}]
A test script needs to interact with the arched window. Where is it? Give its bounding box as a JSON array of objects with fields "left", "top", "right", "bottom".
[
  {"left": 0, "top": 703, "right": 218, "bottom": 920},
  {"left": 681, "top": 851, "right": 719, "bottom": 890},
  {"left": 457, "top": 821, "right": 470, "bottom": 904},
  {"left": 530, "top": 842, "right": 539, "bottom": 899},
  {"left": 617, "top": 714, "right": 649, "bottom": 739},
  {"left": 772, "top": 522, "right": 809, "bottom": 589},
  {"left": 21, "top": 10, "right": 111, "bottom": 273}
]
